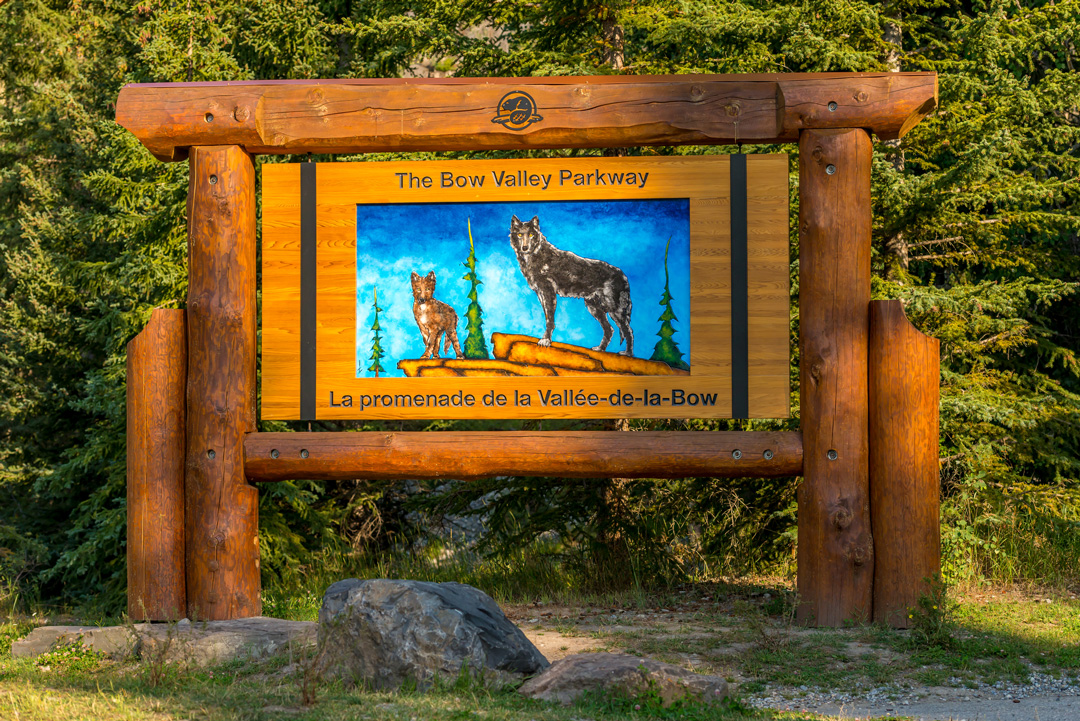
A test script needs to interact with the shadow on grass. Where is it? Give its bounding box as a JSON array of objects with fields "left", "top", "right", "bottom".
[{"left": 0, "top": 637, "right": 829, "bottom": 721}]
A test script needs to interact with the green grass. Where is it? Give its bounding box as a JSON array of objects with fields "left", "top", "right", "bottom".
[
  {"left": 0, "top": 631, "right": 830, "bottom": 721},
  {"left": 5, "top": 553, "right": 1080, "bottom": 721},
  {"left": 531, "top": 582, "right": 1080, "bottom": 694},
  {"left": 261, "top": 541, "right": 586, "bottom": 622},
  {"left": 260, "top": 541, "right": 709, "bottom": 623},
  {"left": 0, "top": 619, "right": 33, "bottom": 656},
  {"left": 890, "top": 595, "right": 1080, "bottom": 685}
]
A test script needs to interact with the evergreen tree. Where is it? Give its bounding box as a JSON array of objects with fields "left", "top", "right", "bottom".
[
  {"left": 1, "top": 0, "right": 1078, "bottom": 611},
  {"left": 0, "top": 0, "right": 346, "bottom": 611},
  {"left": 649, "top": 237, "right": 688, "bottom": 371},
  {"left": 366, "top": 287, "right": 386, "bottom": 377},
  {"left": 461, "top": 218, "right": 489, "bottom": 359},
  {"left": 342, "top": 0, "right": 1080, "bottom": 584}
]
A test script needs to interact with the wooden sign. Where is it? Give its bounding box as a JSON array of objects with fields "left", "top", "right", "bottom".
[{"left": 261, "top": 155, "right": 789, "bottom": 420}]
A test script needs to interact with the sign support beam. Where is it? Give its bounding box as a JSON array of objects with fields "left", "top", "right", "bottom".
[
  {"left": 869, "top": 300, "right": 941, "bottom": 627},
  {"left": 114, "top": 73, "right": 938, "bottom": 162},
  {"left": 126, "top": 308, "right": 187, "bottom": 621},
  {"left": 185, "top": 145, "right": 262, "bottom": 620},
  {"left": 243, "top": 430, "right": 803, "bottom": 483},
  {"left": 796, "top": 128, "right": 875, "bottom": 626}
]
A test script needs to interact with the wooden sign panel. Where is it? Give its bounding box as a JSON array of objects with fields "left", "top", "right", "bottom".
[{"left": 261, "top": 156, "right": 789, "bottom": 420}]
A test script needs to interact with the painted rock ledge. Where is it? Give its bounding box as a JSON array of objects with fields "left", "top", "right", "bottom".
[{"left": 398, "top": 332, "right": 690, "bottom": 378}]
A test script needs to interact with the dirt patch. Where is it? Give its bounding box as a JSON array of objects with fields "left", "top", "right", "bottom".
[
  {"left": 522, "top": 631, "right": 608, "bottom": 662},
  {"left": 505, "top": 581, "right": 1080, "bottom": 721}
]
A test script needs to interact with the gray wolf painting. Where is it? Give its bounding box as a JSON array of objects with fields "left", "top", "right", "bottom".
[{"left": 509, "top": 214, "right": 634, "bottom": 356}]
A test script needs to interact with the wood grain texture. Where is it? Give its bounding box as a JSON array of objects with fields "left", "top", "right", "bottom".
[
  {"left": 870, "top": 300, "right": 941, "bottom": 628},
  {"left": 186, "top": 145, "right": 261, "bottom": 620},
  {"left": 126, "top": 308, "right": 186, "bottom": 621},
  {"left": 796, "top": 129, "right": 874, "bottom": 627},
  {"left": 260, "top": 162, "right": 302, "bottom": 420},
  {"left": 244, "top": 431, "right": 803, "bottom": 482},
  {"left": 115, "top": 73, "right": 937, "bottom": 161},
  {"left": 745, "top": 154, "right": 791, "bottom": 417},
  {"left": 259, "top": 155, "right": 790, "bottom": 420}
]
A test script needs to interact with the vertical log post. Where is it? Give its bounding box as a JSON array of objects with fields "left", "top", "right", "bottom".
[
  {"left": 870, "top": 299, "right": 940, "bottom": 627},
  {"left": 127, "top": 308, "right": 187, "bottom": 621},
  {"left": 797, "top": 128, "right": 875, "bottom": 626},
  {"left": 186, "top": 145, "right": 261, "bottom": 620}
]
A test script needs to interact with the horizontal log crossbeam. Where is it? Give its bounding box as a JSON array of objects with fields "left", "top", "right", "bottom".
[
  {"left": 115, "top": 73, "right": 937, "bottom": 161},
  {"left": 244, "top": 431, "right": 803, "bottom": 483}
]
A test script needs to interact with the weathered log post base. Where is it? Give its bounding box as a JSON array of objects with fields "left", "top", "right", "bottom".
[
  {"left": 870, "top": 300, "right": 941, "bottom": 627},
  {"left": 127, "top": 308, "right": 187, "bottom": 621},
  {"left": 185, "top": 145, "right": 261, "bottom": 620},
  {"left": 797, "top": 128, "right": 875, "bottom": 626}
]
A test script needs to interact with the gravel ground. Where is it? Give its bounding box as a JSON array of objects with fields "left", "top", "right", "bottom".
[{"left": 748, "top": 672, "right": 1080, "bottom": 720}]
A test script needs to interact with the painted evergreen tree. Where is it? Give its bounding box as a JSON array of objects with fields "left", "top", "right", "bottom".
[
  {"left": 366, "top": 287, "right": 386, "bottom": 377},
  {"left": 461, "top": 218, "right": 489, "bottom": 359},
  {"left": 650, "top": 237, "right": 689, "bottom": 371}
]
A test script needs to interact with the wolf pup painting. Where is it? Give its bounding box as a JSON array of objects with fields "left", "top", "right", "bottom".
[{"left": 356, "top": 199, "right": 691, "bottom": 379}]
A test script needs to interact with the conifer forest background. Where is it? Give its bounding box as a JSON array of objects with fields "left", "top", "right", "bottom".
[{"left": 1, "top": 0, "right": 1079, "bottom": 614}]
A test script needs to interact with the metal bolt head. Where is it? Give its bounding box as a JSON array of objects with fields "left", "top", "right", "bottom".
[
  {"left": 207, "top": 449, "right": 216, "bottom": 459},
  {"left": 270, "top": 449, "right": 279, "bottom": 459},
  {"left": 732, "top": 449, "right": 742, "bottom": 460},
  {"left": 209, "top": 174, "right": 218, "bottom": 185},
  {"left": 204, "top": 112, "right": 214, "bottom": 123},
  {"left": 300, "top": 449, "right": 309, "bottom": 459},
  {"left": 827, "top": 449, "right": 838, "bottom": 461},
  {"left": 763, "top": 449, "right": 774, "bottom": 460},
  {"left": 826, "top": 164, "right": 837, "bottom": 175},
  {"left": 828, "top": 101, "right": 838, "bottom": 112}
]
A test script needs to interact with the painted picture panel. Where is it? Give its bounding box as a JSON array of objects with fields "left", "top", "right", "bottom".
[
  {"left": 355, "top": 199, "right": 691, "bottom": 381},
  {"left": 260, "top": 155, "right": 791, "bottom": 421}
]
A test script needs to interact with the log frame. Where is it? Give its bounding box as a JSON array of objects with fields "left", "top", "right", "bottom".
[
  {"left": 115, "top": 73, "right": 937, "bottom": 161},
  {"left": 244, "top": 431, "right": 803, "bottom": 483},
  {"left": 115, "top": 72, "right": 944, "bottom": 625}
]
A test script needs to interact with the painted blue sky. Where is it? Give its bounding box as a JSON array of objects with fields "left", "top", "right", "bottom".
[{"left": 355, "top": 199, "right": 691, "bottom": 377}]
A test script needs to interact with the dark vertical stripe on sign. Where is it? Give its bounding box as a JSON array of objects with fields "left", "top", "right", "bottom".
[
  {"left": 730, "top": 155, "right": 749, "bottom": 418},
  {"left": 300, "top": 163, "right": 317, "bottom": 421}
]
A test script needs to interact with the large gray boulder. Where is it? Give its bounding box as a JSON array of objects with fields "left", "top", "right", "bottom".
[
  {"left": 519, "top": 653, "right": 729, "bottom": 707},
  {"left": 317, "top": 579, "right": 548, "bottom": 689}
]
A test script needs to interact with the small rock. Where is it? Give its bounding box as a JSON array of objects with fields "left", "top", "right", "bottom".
[
  {"left": 518, "top": 652, "right": 729, "bottom": 707},
  {"left": 12, "top": 625, "right": 138, "bottom": 659},
  {"left": 318, "top": 579, "right": 548, "bottom": 689},
  {"left": 10, "top": 618, "right": 316, "bottom": 665},
  {"left": 141, "top": 617, "right": 316, "bottom": 665}
]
